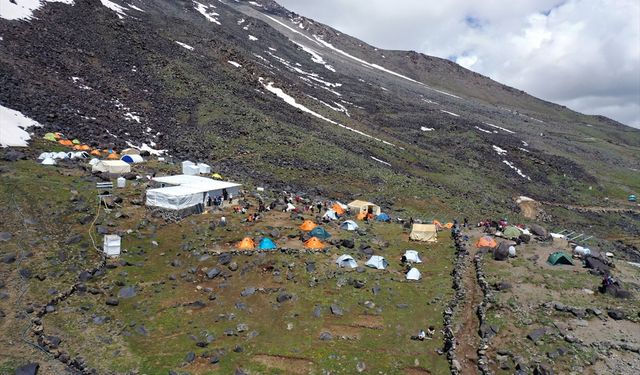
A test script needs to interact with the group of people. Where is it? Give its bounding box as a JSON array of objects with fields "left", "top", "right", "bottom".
[{"left": 413, "top": 326, "right": 436, "bottom": 341}]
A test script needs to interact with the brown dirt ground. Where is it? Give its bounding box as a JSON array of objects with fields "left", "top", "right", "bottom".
[{"left": 252, "top": 354, "right": 315, "bottom": 374}]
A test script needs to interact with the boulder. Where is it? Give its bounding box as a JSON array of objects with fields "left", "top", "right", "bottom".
[
  {"left": 527, "top": 328, "right": 547, "bottom": 343},
  {"left": 276, "top": 292, "right": 292, "bottom": 303},
  {"left": 0, "top": 232, "right": 12, "bottom": 241},
  {"left": 530, "top": 224, "right": 548, "bottom": 238},
  {"left": 218, "top": 253, "right": 232, "bottom": 265},
  {"left": 493, "top": 242, "right": 510, "bottom": 261},
  {"left": 607, "top": 309, "right": 625, "bottom": 320},
  {"left": 15, "top": 362, "right": 39, "bottom": 375},
  {"left": 206, "top": 268, "right": 221, "bottom": 279},
  {"left": 330, "top": 304, "right": 343, "bottom": 316},
  {"left": 118, "top": 286, "right": 136, "bottom": 299}
]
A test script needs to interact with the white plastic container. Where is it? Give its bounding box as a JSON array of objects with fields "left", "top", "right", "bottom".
[{"left": 117, "top": 177, "right": 126, "bottom": 188}]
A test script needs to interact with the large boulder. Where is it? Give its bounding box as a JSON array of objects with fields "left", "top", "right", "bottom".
[
  {"left": 530, "top": 224, "right": 548, "bottom": 238},
  {"left": 15, "top": 362, "right": 39, "bottom": 375},
  {"left": 493, "top": 242, "right": 511, "bottom": 261}
]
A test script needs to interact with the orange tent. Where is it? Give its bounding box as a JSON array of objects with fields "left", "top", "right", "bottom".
[
  {"left": 90, "top": 150, "right": 102, "bottom": 156},
  {"left": 304, "top": 237, "right": 324, "bottom": 249},
  {"left": 73, "top": 145, "right": 83, "bottom": 150},
  {"left": 106, "top": 153, "right": 120, "bottom": 160},
  {"left": 58, "top": 139, "right": 73, "bottom": 147},
  {"left": 299, "top": 220, "right": 317, "bottom": 231},
  {"left": 444, "top": 222, "right": 454, "bottom": 229},
  {"left": 476, "top": 236, "right": 497, "bottom": 248},
  {"left": 331, "top": 203, "right": 345, "bottom": 215},
  {"left": 356, "top": 212, "right": 367, "bottom": 220},
  {"left": 433, "top": 220, "right": 442, "bottom": 226},
  {"left": 236, "top": 237, "right": 256, "bottom": 250},
  {"left": 79, "top": 145, "right": 91, "bottom": 151}
]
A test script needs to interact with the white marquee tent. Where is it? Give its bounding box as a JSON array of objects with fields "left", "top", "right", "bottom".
[{"left": 92, "top": 160, "right": 131, "bottom": 174}]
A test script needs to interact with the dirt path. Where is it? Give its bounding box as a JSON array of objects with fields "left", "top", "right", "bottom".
[
  {"left": 541, "top": 201, "right": 640, "bottom": 214},
  {"left": 454, "top": 246, "right": 483, "bottom": 375}
]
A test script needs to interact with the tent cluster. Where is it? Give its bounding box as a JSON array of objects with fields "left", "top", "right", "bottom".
[
  {"left": 38, "top": 151, "right": 90, "bottom": 165},
  {"left": 236, "top": 237, "right": 278, "bottom": 250},
  {"left": 43, "top": 132, "right": 132, "bottom": 159}
]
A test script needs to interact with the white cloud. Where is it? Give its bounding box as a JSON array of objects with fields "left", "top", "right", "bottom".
[{"left": 278, "top": 0, "right": 640, "bottom": 128}]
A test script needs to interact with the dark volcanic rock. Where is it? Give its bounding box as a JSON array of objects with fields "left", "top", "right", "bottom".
[
  {"left": 276, "top": 292, "right": 292, "bottom": 303},
  {"left": 527, "top": 328, "right": 547, "bottom": 343},
  {"left": 118, "top": 286, "right": 136, "bottom": 299},
  {"left": 15, "top": 362, "right": 39, "bottom": 375},
  {"left": 607, "top": 309, "right": 625, "bottom": 320}
]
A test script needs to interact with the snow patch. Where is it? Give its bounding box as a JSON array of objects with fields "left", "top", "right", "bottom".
[
  {"left": 175, "top": 41, "right": 194, "bottom": 50},
  {"left": 420, "top": 127, "right": 434, "bottom": 132},
  {"left": 440, "top": 110, "right": 460, "bottom": 117},
  {"left": 474, "top": 126, "right": 493, "bottom": 134},
  {"left": 194, "top": 1, "right": 220, "bottom": 25},
  {"left": 421, "top": 98, "right": 439, "bottom": 105},
  {"left": 0, "top": 105, "right": 42, "bottom": 147},
  {"left": 100, "top": 0, "right": 127, "bottom": 19},
  {"left": 518, "top": 147, "right": 530, "bottom": 153},
  {"left": 259, "top": 78, "right": 393, "bottom": 147},
  {"left": 0, "top": 0, "right": 74, "bottom": 21},
  {"left": 124, "top": 112, "right": 141, "bottom": 123},
  {"left": 248, "top": 1, "right": 262, "bottom": 7},
  {"left": 248, "top": 35, "right": 258, "bottom": 41},
  {"left": 228, "top": 61, "right": 242, "bottom": 68},
  {"left": 371, "top": 156, "right": 391, "bottom": 166},
  {"left": 503, "top": 160, "right": 531, "bottom": 181},
  {"left": 492, "top": 145, "right": 507, "bottom": 155},
  {"left": 292, "top": 41, "right": 336, "bottom": 72},
  {"left": 125, "top": 141, "right": 166, "bottom": 155},
  {"left": 483, "top": 122, "right": 515, "bottom": 134},
  {"left": 128, "top": 4, "right": 144, "bottom": 12}
]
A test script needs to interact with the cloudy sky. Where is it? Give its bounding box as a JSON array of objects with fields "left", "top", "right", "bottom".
[{"left": 278, "top": 0, "right": 640, "bottom": 128}]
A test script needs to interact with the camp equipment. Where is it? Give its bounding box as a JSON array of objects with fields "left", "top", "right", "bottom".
[
  {"left": 336, "top": 254, "right": 357, "bottom": 268},
  {"left": 476, "top": 236, "right": 497, "bottom": 248},
  {"left": 304, "top": 237, "right": 324, "bottom": 249}
]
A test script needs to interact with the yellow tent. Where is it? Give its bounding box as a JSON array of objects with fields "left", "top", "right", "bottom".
[
  {"left": 43, "top": 133, "right": 57, "bottom": 142},
  {"left": 475, "top": 236, "right": 497, "bottom": 248},
  {"left": 212, "top": 173, "right": 223, "bottom": 179},
  {"left": 409, "top": 224, "right": 438, "bottom": 242},
  {"left": 347, "top": 200, "right": 381, "bottom": 216},
  {"left": 299, "top": 220, "right": 317, "bottom": 231},
  {"left": 356, "top": 212, "right": 367, "bottom": 221},
  {"left": 236, "top": 237, "right": 256, "bottom": 250},
  {"left": 304, "top": 237, "right": 325, "bottom": 249}
]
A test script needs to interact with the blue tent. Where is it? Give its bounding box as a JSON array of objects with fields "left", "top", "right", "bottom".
[
  {"left": 121, "top": 154, "right": 144, "bottom": 163},
  {"left": 309, "top": 226, "right": 331, "bottom": 239},
  {"left": 376, "top": 213, "right": 390, "bottom": 222},
  {"left": 258, "top": 238, "right": 277, "bottom": 250}
]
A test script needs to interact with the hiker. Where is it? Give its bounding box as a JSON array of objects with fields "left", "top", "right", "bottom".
[
  {"left": 426, "top": 326, "right": 435, "bottom": 338},
  {"left": 223, "top": 189, "right": 228, "bottom": 201},
  {"left": 228, "top": 193, "right": 233, "bottom": 203},
  {"left": 220, "top": 216, "right": 226, "bottom": 227},
  {"left": 463, "top": 217, "right": 468, "bottom": 228}
]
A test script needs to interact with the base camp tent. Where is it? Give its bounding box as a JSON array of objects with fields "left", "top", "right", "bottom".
[
  {"left": 406, "top": 267, "right": 421, "bottom": 280},
  {"left": 403, "top": 250, "right": 422, "bottom": 263},
  {"left": 347, "top": 200, "right": 381, "bottom": 216},
  {"left": 237, "top": 237, "right": 256, "bottom": 250},
  {"left": 323, "top": 210, "right": 338, "bottom": 221},
  {"left": 547, "top": 252, "right": 573, "bottom": 265},
  {"left": 103, "top": 235, "right": 121, "bottom": 257},
  {"left": 304, "top": 237, "right": 325, "bottom": 249},
  {"left": 336, "top": 254, "right": 358, "bottom": 268},
  {"left": 92, "top": 160, "right": 131, "bottom": 174},
  {"left": 365, "top": 255, "right": 388, "bottom": 270},
  {"left": 476, "top": 236, "right": 498, "bottom": 248},
  {"left": 41, "top": 157, "right": 56, "bottom": 165},
  {"left": 503, "top": 226, "right": 522, "bottom": 240},
  {"left": 376, "top": 213, "right": 391, "bottom": 222},
  {"left": 340, "top": 220, "right": 359, "bottom": 231},
  {"left": 258, "top": 238, "right": 277, "bottom": 250},
  {"left": 121, "top": 154, "right": 144, "bottom": 163},
  {"left": 147, "top": 175, "right": 242, "bottom": 211},
  {"left": 309, "top": 227, "right": 331, "bottom": 239},
  {"left": 409, "top": 224, "right": 437, "bottom": 242},
  {"left": 300, "top": 220, "right": 317, "bottom": 231}
]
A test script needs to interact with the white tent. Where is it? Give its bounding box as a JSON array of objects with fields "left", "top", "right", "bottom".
[
  {"left": 92, "top": 160, "right": 131, "bottom": 174},
  {"left": 403, "top": 250, "right": 422, "bottom": 263},
  {"left": 406, "top": 267, "right": 421, "bottom": 280},
  {"left": 89, "top": 158, "right": 100, "bottom": 166},
  {"left": 323, "top": 209, "right": 338, "bottom": 221},
  {"left": 183, "top": 164, "right": 199, "bottom": 176},
  {"left": 347, "top": 200, "right": 381, "bottom": 216},
  {"left": 54, "top": 152, "right": 68, "bottom": 159},
  {"left": 198, "top": 163, "right": 211, "bottom": 174},
  {"left": 365, "top": 255, "right": 388, "bottom": 270},
  {"left": 121, "top": 154, "right": 144, "bottom": 163},
  {"left": 41, "top": 157, "right": 56, "bottom": 165},
  {"left": 103, "top": 235, "right": 121, "bottom": 257},
  {"left": 336, "top": 254, "right": 357, "bottom": 269},
  {"left": 71, "top": 151, "right": 90, "bottom": 159},
  {"left": 340, "top": 220, "right": 359, "bottom": 231},
  {"left": 146, "top": 186, "right": 206, "bottom": 210},
  {"left": 38, "top": 152, "right": 51, "bottom": 160},
  {"left": 285, "top": 203, "right": 296, "bottom": 212}
]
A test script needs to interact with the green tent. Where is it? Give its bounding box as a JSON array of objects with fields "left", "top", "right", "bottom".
[
  {"left": 547, "top": 252, "right": 573, "bottom": 266},
  {"left": 629, "top": 194, "right": 637, "bottom": 202},
  {"left": 72, "top": 139, "right": 81, "bottom": 145},
  {"left": 43, "top": 133, "right": 57, "bottom": 142},
  {"left": 503, "top": 226, "right": 521, "bottom": 239}
]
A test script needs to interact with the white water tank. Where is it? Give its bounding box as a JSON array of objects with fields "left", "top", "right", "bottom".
[{"left": 117, "top": 177, "right": 126, "bottom": 188}]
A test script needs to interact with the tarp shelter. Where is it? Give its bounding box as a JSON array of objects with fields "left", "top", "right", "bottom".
[
  {"left": 347, "top": 200, "right": 381, "bottom": 216},
  {"left": 365, "top": 255, "right": 388, "bottom": 270},
  {"left": 43, "top": 133, "right": 57, "bottom": 142},
  {"left": 309, "top": 227, "right": 331, "bottom": 239},
  {"left": 340, "top": 220, "right": 359, "bottom": 231},
  {"left": 92, "top": 160, "right": 131, "bottom": 174},
  {"left": 406, "top": 268, "right": 421, "bottom": 280},
  {"left": 41, "top": 157, "right": 56, "bottom": 165},
  {"left": 121, "top": 148, "right": 141, "bottom": 155},
  {"left": 258, "top": 238, "right": 277, "bottom": 250},
  {"left": 331, "top": 203, "right": 346, "bottom": 215},
  {"left": 547, "top": 252, "right": 573, "bottom": 266},
  {"left": 476, "top": 236, "right": 497, "bottom": 248},
  {"left": 103, "top": 235, "right": 121, "bottom": 257},
  {"left": 304, "top": 237, "right": 324, "bottom": 249},
  {"left": 409, "top": 224, "right": 437, "bottom": 242},
  {"left": 299, "top": 220, "right": 317, "bottom": 231},
  {"left": 336, "top": 254, "right": 357, "bottom": 269},
  {"left": 503, "top": 226, "right": 522, "bottom": 240},
  {"left": 376, "top": 213, "right": 391, "bottom": 222},
  {"left": 323, "top": 210, "right": 338, "bottom": 221},
  {"left": 237, "top": 237, "right": 256, "bottom": 250},
  {"left": 147, "top": 175, "right": 242, "bottom": 210},
  {"left": 403, "top": 250, "right": 422, "bottom": 263},
  {"left": 121, "top": 154, "right": 144, "bottom": 163}
]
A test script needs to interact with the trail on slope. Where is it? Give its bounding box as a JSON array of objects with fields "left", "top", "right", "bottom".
[{"left": 455, "top": 245, "right": 483, "bottom": 374}]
